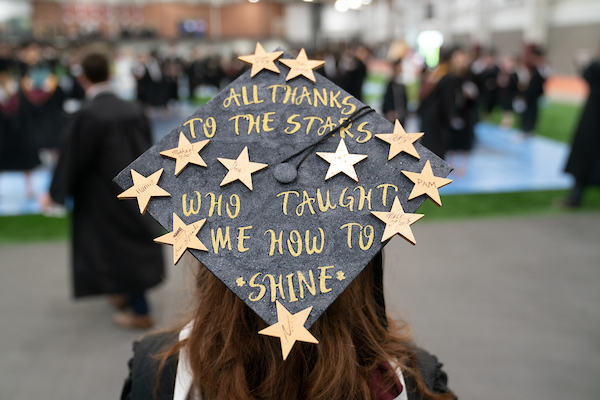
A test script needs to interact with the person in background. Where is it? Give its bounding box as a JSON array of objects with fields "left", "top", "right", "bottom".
[
  {"left": 382, "top": 59, "right": 408, "bottom": 126},
  {"left": 563, "top": 56, "right": 600, "bottom": 207},
  {"left": 42, "top": 52, "right": 164, "bottom": 329},
  {"left": 446, "top": 49, "right": 479, "bottom": 176},
  {"left": 417, "top": 46, "right": 461, "bottom": 160},
  {"left": 519, "top": 46, "right": 549, "bottom": 136},
  {"left": 495, "top": 55, "right": 519, "bottom": 128}
]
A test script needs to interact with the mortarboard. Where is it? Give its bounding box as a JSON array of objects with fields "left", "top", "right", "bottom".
[{"left": 115, "top": 44, "right": 452, "bottom": 360}]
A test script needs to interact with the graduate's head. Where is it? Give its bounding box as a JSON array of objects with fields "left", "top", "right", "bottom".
[{"left": 81, "top": 52, "right": 109, "bottom": 85}]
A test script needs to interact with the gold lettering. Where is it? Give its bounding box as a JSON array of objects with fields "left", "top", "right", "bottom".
[
  {"left": 206, "top": 193, "right": 222, "bottom": 216},
  {"left": 297, "top": 270, "right": 316, "bottom": 298},
  {"left": 356, "top": 122, "right": 372, "bottom": 143},
  {"left": 286, "top": 273, "right": 299, "bottom": 302},
  {"left": 182, "top": 191, "right": 201, "bottom": 216},
  {"left": 340, "top": 222, "right": 362, "bottom": 248},
  {"left": 318, "top": 266, "right": 334, "bottom": 293},
  {"left": 285, "top": 114, "right": 301, "bottom": 134},
  {"left": 248, "top": 273, "right": 266, "bottom": 301},
  {"left": 183, "top": 118, "right": 202, "bottom": 139},
  {"left": 377, "top": 184, "right": 398, "bottom": 207},
  {"left": 313, "top": 88, "right": 327, "bottom": 107},
  {"left": 353, "top": 186, "right": 372, "bottom": 210},
  {"left": 287, "top": 230, "right": 302, "bottom": 257},
  {"left": 339, "top": 187, "right": 354, "bottom": 211},
  {"left": 316, "top": 188, "right": 337, "bottom": 212},
  {"left": 296, "top": 86, "right": 313, "bottom": 106},
  {"left": 338, "top": 118, "right": 353, "bottom": 139},
  {"left": 304, "top": 116, "right": 323, "bottom": 135},
  {"left": 277, "top": 191, "right": 300, "bottom": 215},
  {"left": 305, "top": 228, "right": 325, "bottom": 255},
  {"left": 210, "top": 227, "right": 231, "bottom": 254},
  {"left": 223, "top": 87, "right": 241, "bottom": 108},
  {"left": 263, "top": 274, "right": 285, "bottom": 302},
  {"left": 283, "top": 86, "right": 298, "bottom": 104},
  {"left": 296, "top": 191, "right": 316, "bottom": 216},
  {"left": 226, "top": 194, "right": 240, "bottom": 219},
  {"left": 341, "top": 95, "right": 357, "bottom": 115},
  {"left": 203, "top": 117, "right": 216, "bottom": 138},
  {"left": 360, "top": 225, "right": 374, "bottom": 250},
  {"left": 267, "top": 84, "right": 286, "bottom": 103},
  {"left": 329, "top": 90, "right": 341, "bottom": 109},
  {"left": 237, "top": 226, "right": 252, "bottom": 252},
  {"left": 317, "top": 117, "right": 337, "bottom": 136},
  {"left": 262, "top": 112, "right": 275, "bottom": 132},
  {"left": 264, "top": 229, "right": 284, "bottom": 256}
]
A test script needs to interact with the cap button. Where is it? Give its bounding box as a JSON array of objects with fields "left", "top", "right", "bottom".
[{"left": 273, "top": 163, "right": 298, "bottom": 184}]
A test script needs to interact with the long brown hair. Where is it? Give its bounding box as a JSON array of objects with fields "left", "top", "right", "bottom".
[{"left": 159, "top": 259, "right": 454, "bottom": 400}]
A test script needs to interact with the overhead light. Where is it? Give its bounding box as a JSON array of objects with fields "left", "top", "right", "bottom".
[
  {"left": 361, "top": 0, "right": 372, "bottom": 4},
  {"left": 303, "top": 0, "right": 314, "bottom": 2},
  {"left": 334, "top": 0, "right": 349, "bottom": 12},
  {"left": 249, "top": 0, "right": 259, "bottom": 3},
  {"left": 348, "top": 0, "right": 362, "bottom": 9}
]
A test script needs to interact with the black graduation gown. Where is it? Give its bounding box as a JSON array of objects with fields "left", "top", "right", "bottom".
[
  {"left": 49, "top": 92, "right": 165, "bottom": 297},
  {"left": 565, "top": 61, "right": 600, "bottom": 185},
  {"left": 0, "top": 89, "right": 40, "bottom": 171},
  {"left": 382, "top": 80, "right": 408, "bottom": 126},
  {"left": 19, "top": 84, "right": 66, "bottom": 152},
  {"left": 120, "top": 332, "right": 455, "bottom": 400},
  {"left": 417, "top": 73, "right": 460, "bottom": 159},
  {"left": 521, "top": 65, "right": 546, "bottom": 133}
]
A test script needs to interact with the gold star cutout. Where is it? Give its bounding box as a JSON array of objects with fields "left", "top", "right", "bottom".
[
  {"left": 316, "top": 138, "right": 367, "bottom": 182},
  {"left": 279, "top": 48, "right": 325, "bottom": 82},
  {"left": 160, "top": 132, "right": 209, "bottom": 176},
  {"left": 236, "top": 277, "right": 246, "bottom": 287},
  {"left": 154, "top": 213, "right": 208, "bottom": 264},
  {"left": 336, "top": 271, "right": 345, "bottom": 281},
  {"left": 402, "top": 160, "right": 452, "bottom": 206},
  {"left": 238, "top": 43, "right": 284, "bottom": 77},
  {"left": 375, "top": 120, "right": 424, "bottom": 160},
  {"left": 258, "top": 301, "right": 319, "bottom": 360},
  {"left": 371, "top": 196, "right": 424, "bottom": 245},
  {"left": 117, "top": 169, "right": 171, "bottom": 214},
  {"left": 218, "top": 146, "right": 268, "bottom": 190}
]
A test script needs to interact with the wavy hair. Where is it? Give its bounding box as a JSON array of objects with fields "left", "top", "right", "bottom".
[{"left": 159, "top": 257, "right": 455, "bottom": 400}]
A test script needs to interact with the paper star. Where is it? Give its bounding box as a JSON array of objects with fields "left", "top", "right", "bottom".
[
  {"left": 160, "top": 132, "right": 209, "bottom": 176},
  {"left": 258, "top": 301, "right": 319, "bottom": 360},
  {"left": 316, "top": 138, "right": 368, "bottom": 182},
  {"left": 402, "top": 160, "right": 452, "bottom": 206},
  {"left": 336, "top": 271, "right": 345, "bottom": 281},
  {"left": 279, "top": 49, "right": 325, "bottom": 82},
  {"left": 154, "top": 213, "right": 208, "bottom": 264},
  {"left": 117, "top": 169, "right": 171, "bottom": 214},
  {"left": 371, "top": 196, "right": 424, "bottom": 245},
  {"left": 375, "top": 120, "right": 424, "bottom": 160},
  {"left": 218, "top": 146, "right": 268, "bottom": 190},
  {"left": 236, "top": 277, "right": 246, "bottom": 287},
  {"left": 238, "top": 43, "right": 284, "bottom": 77}
]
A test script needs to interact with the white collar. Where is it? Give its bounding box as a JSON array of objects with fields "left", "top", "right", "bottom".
[
  {"left": 174, "top": 322, "right": 407, "bottom": 400},
  {"left": 85, "top": 81, "right": 113, "bottom": 100}
]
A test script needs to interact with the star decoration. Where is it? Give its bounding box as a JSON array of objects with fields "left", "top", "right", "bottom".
[
  {"left": 371, "top": 196, "right": 424, "bottom": 245},
  {"left": 236, "top": 277, "right": 246, "bottom": 287},
  {"left": 258, "top": 301, "right": 319, "bottom": 360},
  {"left": 154, "top": 213, "right": 208, "bottom": 264},
  {"left": 117, "top": 169, "right": 171, "bottom": 214},
  {"left": 160, "top": 132, "right": 209, "bottom": 176},
  {"left": 402, "top": 160, "right": 452, "bottom": 206},
  {"left": 336, "top": 271, "right": 345, "bottom": 281},
  {"left": 218, "top": 146, "right": 268, "bottom": 190},
  {"left": 375, "top": 120, "right": 424, "bottom": 160},
  {"left": 279, "top": 48, "right": 325, "bottom": 83},
  {"left": 238, "top": 43, "right": 284, "bottom": 77},
  {"left": 316, "top": 138, "right": 368, "bottom": 182}
]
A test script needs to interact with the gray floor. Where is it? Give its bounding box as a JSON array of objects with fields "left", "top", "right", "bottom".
[{"left": 1, "top": 213, "right": 599, "bottom": 400}]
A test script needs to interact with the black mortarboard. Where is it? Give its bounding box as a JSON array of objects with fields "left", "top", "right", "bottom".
[{"left": 115, "top": 44, "right": 452, "bottom": 359}]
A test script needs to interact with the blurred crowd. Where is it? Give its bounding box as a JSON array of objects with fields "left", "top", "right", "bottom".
[{"left": 0, "top": 40, "right": 554, "bottom": 198}]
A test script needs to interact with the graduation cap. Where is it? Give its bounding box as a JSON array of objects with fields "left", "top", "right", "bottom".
[{"left": 115, "top": 44, "right": 452, "bottom": 360}]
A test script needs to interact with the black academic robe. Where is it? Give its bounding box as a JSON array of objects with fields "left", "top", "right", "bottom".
[
  {"left": 50, "top": 92, "right": 164, "bottom": 298},
  {"left": 382, "top": 80, "right": 408, "bottom": 126},
  {"left": 520, "top": 65, "right": 546, "bottom": 133},
  {"left": 417, "top": 73, "right": 460, "bottom": 159},
  {"left": 565, "top": 61, "right": 600, "bottom": 185},
  {"left": 120, "top": 332, "right": 455, "bottom": 400}
]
